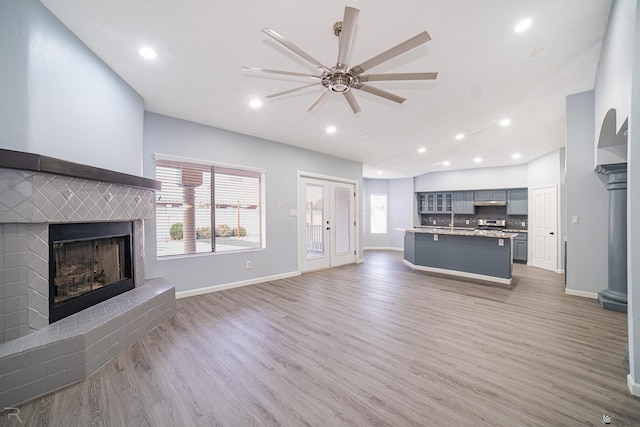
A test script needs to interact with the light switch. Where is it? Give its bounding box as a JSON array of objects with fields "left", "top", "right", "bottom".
[
  {"left": 498, "top": 239, "right": 504, "bottom": 246},
  {"left": 290, "top": 210, "right": 297, "bottom": 217},
  {"left": 278, "top": 202, "right": 283, "bottom": 210},
  {"left": 434, "top": 234, "right": 438, "bottom": 241},
  {"left": 572, "top": 216, "right": 580, "bottom": 224}
]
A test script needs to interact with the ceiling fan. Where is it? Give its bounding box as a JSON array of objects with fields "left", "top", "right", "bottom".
[{"left": 242, "top": 6, "right": 438, "bottom": 113}]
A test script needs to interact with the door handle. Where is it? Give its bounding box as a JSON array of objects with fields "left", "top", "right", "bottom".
[
  {"left": 550, "top": 232, "right": 555, "bottom": 235},
  {"left": 326, "top": 227, "right": 331, "bottom": 230}
]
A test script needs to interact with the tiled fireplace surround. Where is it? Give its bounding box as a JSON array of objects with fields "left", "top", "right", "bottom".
[{"left": 0, "top": 155, "right": 176, "bottom": 408}]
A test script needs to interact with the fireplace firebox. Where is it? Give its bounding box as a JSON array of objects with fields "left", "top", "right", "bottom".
[{"left": 49, "top": 222, "right": 135, "bottom": 323}]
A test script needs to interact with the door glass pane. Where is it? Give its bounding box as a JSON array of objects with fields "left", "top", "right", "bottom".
[
  {"left": 305, "top": 184, "right": 324, "bottom": 258},
  {"left": 334, "top": 187, "right": 351, "bottom": 255}
]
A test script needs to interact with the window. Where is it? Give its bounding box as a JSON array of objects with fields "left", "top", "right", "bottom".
[
  {"left": 370, "top": 194, "right": 388, "bottom": 234},
  {"left": 155, "top": 156, "right": 265, "bottom": 257}
]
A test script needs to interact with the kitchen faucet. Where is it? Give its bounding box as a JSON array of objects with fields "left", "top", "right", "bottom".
[{"left": 450, "top": 205, "right": 455, "bottom": 231}]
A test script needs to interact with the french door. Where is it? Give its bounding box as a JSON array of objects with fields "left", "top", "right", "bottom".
[{"left": 300, "top": 177, "right": 355, "bottom": 272}]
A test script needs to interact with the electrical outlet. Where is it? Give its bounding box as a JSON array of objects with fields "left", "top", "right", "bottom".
[
  {"left": 245, "top": 260, "right": 251, "bottom": 269},
  {"left": 466, "top": 220, "right": 470, "bottom": 225},
  {"left": 434, "top": 234, "right": 438, "bottom": 241},
  {"left": 278, "top": 202, "right": 283, "bottom": 209},
  {"left": 521, "top": 221, "right": 526, "bottom": 227},
  {"left": 432, "top": 220, "right": 436, "bottom": 225},
  {"left": 572, "top": 216, "right": 580, "bottom": 224},
  {"left": 498, "top": 239, "right": 504, "bottom": 246}
]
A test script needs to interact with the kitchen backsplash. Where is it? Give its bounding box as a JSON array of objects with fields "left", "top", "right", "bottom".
[{"left": 422, "top": 205, "right": 527, "bottom": 230}]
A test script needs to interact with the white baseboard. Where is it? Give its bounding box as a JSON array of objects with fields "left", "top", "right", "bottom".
[
  {"left": 628, "top": 374, "right": 640, "bottom": 397},
  {"left": 175, "top": 271, "right": 300, "bottom": 299},
  {"left": 363, "top": 247, "right": 404, "bottom": 252},
  {"left": 564, "top": 288, "right": 598, "bottom": 299},
  {"left": 356, "top": 258, "right": 365, "bottom": 264}
]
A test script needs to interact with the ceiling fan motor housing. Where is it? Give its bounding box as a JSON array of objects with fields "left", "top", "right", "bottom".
[{"left": 322, "top": 71, "right": 357, "bottom": 93}]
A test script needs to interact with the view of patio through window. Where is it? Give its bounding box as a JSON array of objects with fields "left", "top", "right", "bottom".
[{"left": 155, "top": 157, "right": 265, "bottom": 257}]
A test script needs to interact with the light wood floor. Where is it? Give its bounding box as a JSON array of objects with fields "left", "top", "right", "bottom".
[{"left": 6, "top": 251, "right": 640, "bottom": 426}]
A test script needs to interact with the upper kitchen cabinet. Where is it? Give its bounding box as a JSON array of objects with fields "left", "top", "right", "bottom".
[
  {"left": 474, "top": 190, "right": 507, "bottom": 201},
  {"left": 418, "top": 193, "right": 436, "bottom": 213},
  {"left": 507, "top": 188, "right": 528, "bottom": 215},
  {"left": 453, "top": 191, "right": 475, "bottom": 214},
  {"left": 418, "top": 192, "right": 453, "bottom": 213},
  {"left": 436, "top": 192, "right": 453, "bottom": 213}
]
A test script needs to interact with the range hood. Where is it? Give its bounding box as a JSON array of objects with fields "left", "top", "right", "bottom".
[{"left": 473, "top": 200, "right": 507, "bottom": 206}]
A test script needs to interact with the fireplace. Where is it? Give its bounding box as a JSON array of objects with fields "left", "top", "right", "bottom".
[{"left": 49, "top": 221, "right": 135, "bottom": 323}]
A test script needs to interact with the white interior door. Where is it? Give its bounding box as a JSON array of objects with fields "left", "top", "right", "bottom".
[
  {"left": 330, "top": 182, "right": 355, "bottom": 267},
  {"left": 300, "top": 177, "right": 355, "bottom": 272},
  {"left": 531, "top": 186, "right": 558, "bottom": 271}
]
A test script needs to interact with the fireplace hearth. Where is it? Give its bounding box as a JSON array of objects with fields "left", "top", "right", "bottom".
[{"left": 49, "top": 222, "right": 135, "bottom": 323}]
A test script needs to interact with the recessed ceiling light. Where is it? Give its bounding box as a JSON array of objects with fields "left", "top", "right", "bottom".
[
  {"left": 512, "top": 153, "right": 521, "bottom": 159},
  {"left": 326, "top": 126, "right": 336, "bottom": 134},
  {"left": 249, "top": 99, "right": 262, "bottom": 109},
  {"left": 515, "top": 18, "right": 532, "bottom": 33},
  {"left": 442, "top": 161, "right": 450, "bottom": 166},
  {"left": 474, "top": 157, "right": 482, "bottom": 163},
  {"left": 138, "top": 46, "right": 157, "bottom": 60},
  {"left": 418, "top": 147, "right": 427, "bottom": 154},
  {"left": 376, "top": 170, "right": 383, "bottom": 175},
  {"left": 500, "top": 118, "right": 511, "bottom": 127},
  {"left": 455, "top": 133, "right": 464, "bottom": 140}
]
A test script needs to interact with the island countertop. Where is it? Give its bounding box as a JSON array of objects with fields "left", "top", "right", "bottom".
[{"left": 401, "top": 226, "right": 519, "bottom": 239}]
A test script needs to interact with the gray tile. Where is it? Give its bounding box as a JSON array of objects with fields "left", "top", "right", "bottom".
[
  {"left": 67, "top": 365, "right": 84, "bottom": 384},
  {"left": 44, "top": 370, "right": 67, "bottom": 392},
  {"left": 66, "top": 350, "right": 84, "bottom": 370},
  {"left": 45, "top": 355, "right": 66, "bottom": 376},
  {"left": 44, "top": 340, "right": 67, "bottom": 359},
  {"left": 21, "top": 346, "right": 45, "bottom": 368},
  {"left": 20, "top": 361, "right": 45, "bottom": 385},
  {"left": 0, "top": 354, "right": 21, "bottom": 375},
  {"left": 23, "top": 378, "right": 46, "bottom": 401},
  {"left": 0, "top": 386, "right": 22, "bottom": 409},
  {"left": 0, "top": 370, "right": 21, "bottom": 390}
]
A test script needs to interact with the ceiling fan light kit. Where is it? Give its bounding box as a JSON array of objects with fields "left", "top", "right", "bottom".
[{"left": 243, "top": 6, "right": 438, "bottom": 113}]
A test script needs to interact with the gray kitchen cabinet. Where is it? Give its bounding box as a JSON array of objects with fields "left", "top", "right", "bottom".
[
  {"left": 418, "top": 193, "right": 437, "bottom": 213},
  {"left": 436, "top": 192, "right": 453, "bottom": 213},
  {"left": 513, "top": 233, "right": 528, "bottom": 262},
  {"left": 507, "top": 189, "right": 528, "bottom": 215},
  {"left": 474, "top": 190, "right": 507, "bottom": 201},
  {"left": 453, "top": 191, "right": 475, "bottom": 214}
]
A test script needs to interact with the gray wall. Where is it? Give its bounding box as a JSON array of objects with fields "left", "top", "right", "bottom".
[
  {"left": 594, "top": 0, "right": 635, "bottom": 166},
  {"left": 143, "top": 112, "right": 363, "bottom": 293},
  {"left": 414, "top": 164, "right": 528, "bottom": 192},
  {"left": 565, "top": 90, "right": 609, "bottom": 295},
  {"left": 588, "top": 0, "right": 639, "bottom": 395},
  {"left": 361, "top": 178, "right": 413, "bottom": 250},
  {"left": 0, "top": 0, "right": 144, "bottom": 176}
]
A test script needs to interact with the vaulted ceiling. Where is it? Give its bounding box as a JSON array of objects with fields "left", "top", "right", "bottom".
[{"left": 41, "top": 0, "right": 613, "bottom": 178}]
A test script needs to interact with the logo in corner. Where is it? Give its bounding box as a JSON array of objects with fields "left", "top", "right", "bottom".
[{"left": 602, "top": 414, "right": 612, "bottom": 424}]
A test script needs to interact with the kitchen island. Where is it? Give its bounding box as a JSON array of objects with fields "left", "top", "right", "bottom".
[{"left": 402, "top": 227, "right": 519, "bottom": 285}]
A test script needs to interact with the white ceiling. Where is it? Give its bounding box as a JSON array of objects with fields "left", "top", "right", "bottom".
[{"left": 40, "top": 0, "right": 612, "bottom": 178}]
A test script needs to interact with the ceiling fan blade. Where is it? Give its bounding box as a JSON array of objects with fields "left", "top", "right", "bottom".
[
  {"left": 336, "top": 7, "right": 359, "bottom": 70},
  {"left": 242, "top": 67, "right": 321, "bottom": 80},
  {"left": 262, "top": 28, "right": 331, "bottom": 73},
  {"left": 358, "top": 72, "right": 438, "bottom": 82},
  {"left": 353, "top": 83, "right": 406, "bottom": 104},
  {"left": 307, "top": 89, "right": 332, "bottom": 112},
  {"left": 350, "top": 31, "right": 432, "bottom": 75},
  {"left": 343, "top": 91, "right": 361, "bottom": 113},
  {"left": 267, "top": 83, "right": 323, "bottom": 98}
]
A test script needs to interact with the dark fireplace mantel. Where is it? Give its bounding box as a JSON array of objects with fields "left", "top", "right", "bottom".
[{"left": 0, "top": 148, "right": 161, "bottom": 190}]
